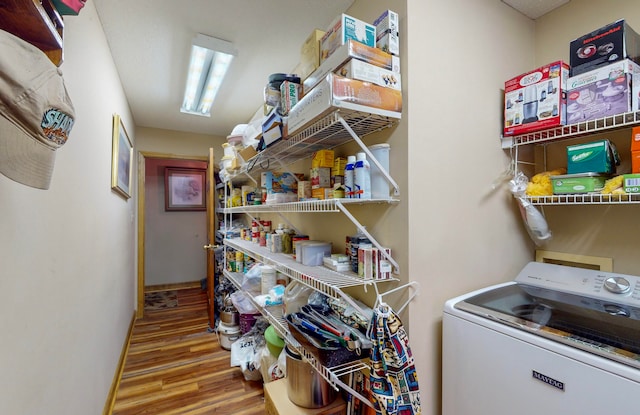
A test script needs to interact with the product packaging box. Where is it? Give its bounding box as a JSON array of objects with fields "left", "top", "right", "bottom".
[
  {"left": 336, "top": 58, "right": 401, "bottom": 90},
  {"left": 297, "top": 29, "right": 326, "bottom": 81},
  {"left": 570, "top": 19, "right": 640, "bottom": 76},
  {"left": 503, "top": 61, "right": 569, "bottom": 137},
  {"left": 311, "top": 187, "right": 332, "bottom": 199},
  {"left": 261, "top": 172, "right": 304, "bottom": 193},
  {"left": 566, "top": 139, "right": 619, "bottom": 174},
  {"left": 290, "top": 73, "right": 402, "bottom": 135},
  {"left": 310, "top": 167, "right": 331, "bottom": 189},
  {"left": 260, "top": 109, "right": 284, "bottom": 150},
  {"left": 631, "top": 151, "right": 640, "bottom": 173},
  {"left": 372, "top": 247, "right": 392, "bottom": 280},
  {"left": 566, "top": 59, "right": 640, "bottom": 124},
  {"left": 311, "top": 149, "right": 335, "bottom": 168},
  {"left": 320, "top": 13, "right": 376, "bottom": 63},
  {"left": 332, "top": 157, "right": 347, "bottom": 176},
  {"left": 632, "top": 127, "right": 640, "bottom": 151},
  {"left": 374, "top": 10, "right": 399, "bottom": 56},
  {"left": 304, "top": 39, "right": 400, "bottom": 94},
  {"left": 280, "top": 80, "right": 301, "bottom": 116},
  {"left": 237, "top": 145, "right": 258, "bottom": 163},
  {"left": 623, "top": 173, "right": 640, "bottom": 193},
  {"left": 550, "top": 173, "right": 608, "bottom": 194},
  {"left": 298, "top": 180, "right": 312, "bottom": 200}
]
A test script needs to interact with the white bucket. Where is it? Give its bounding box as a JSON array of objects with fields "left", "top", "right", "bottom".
[
  {"left": 369, "top": 143, "right": 390, "bottom": 199},
  {"left": 218, "top": 322, "right": 241, "bottom": 350}
]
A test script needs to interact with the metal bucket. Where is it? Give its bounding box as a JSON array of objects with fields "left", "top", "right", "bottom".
[{"left": 285, "top": 345, "right": 337, "bottom": 408}]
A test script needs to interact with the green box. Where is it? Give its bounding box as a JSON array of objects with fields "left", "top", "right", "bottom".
[
  {"left": 551, "top": 173, "right": 608, "bottom": 194},
  {"left": 566, "top": 139, "right": 616, "bottom": 174},
  {"left": 623, "top": 173, "right": 640, "bottom": 193}
]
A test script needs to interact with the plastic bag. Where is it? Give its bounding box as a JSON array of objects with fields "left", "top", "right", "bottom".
[
  {"left": 241, "top": 264, "right": 263, "bottom": 295},
  {"left": 230, "top": 334, "right": 256, "bottom": 367},
  {"left": 509, "top": 171, "right": 552, "bottom": 246},
  {"left": 230, "top": 290, "right": 259, "bottom": 315}
]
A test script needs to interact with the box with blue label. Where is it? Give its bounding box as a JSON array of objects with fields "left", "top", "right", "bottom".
[
  {"left": 260, "top": 172, "right": 305, "bottom": 193},
  {"left": 623, "top": 173, "right": 640, "bottom": 193},
  {"left": 566, "top": 139, "right": 619, "bottom": 174},
  {"left": 320, "top": 13, "right": 376, "bottom": 63}
]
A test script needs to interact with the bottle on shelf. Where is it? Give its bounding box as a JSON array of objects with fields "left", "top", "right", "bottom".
[
  {"left": 348, "top": 227, "right": 371, "bottom": 273},
  {"left": 354, "top": 152, "right": 371, "bottom": 199},
  {"left": 344, "top": 155, "right": 356, "bottom": 198}
]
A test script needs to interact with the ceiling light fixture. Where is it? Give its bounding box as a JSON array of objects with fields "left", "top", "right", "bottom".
[{"left": 180, "top": 34, "right": 237, "bottom": 117}]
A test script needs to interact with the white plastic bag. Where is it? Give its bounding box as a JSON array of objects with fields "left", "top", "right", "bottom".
[{"left": 230, "top": 335, "right": 256, "bottom": 367}]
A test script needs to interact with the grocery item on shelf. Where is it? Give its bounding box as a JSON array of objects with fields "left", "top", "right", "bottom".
[
  {"left": 569, "top": 19, "right": 640, "bottom": 76},
  {"left": 550, "top": 173, "right": 609, "bottom": 194},
  {"left": 336, "top": 58, "right": 402, "bottom": 90},
  {"left": 503, "top": 61, "right": 569, "bottom": 137},
  {"left": 344, "top": 155, "right": 356, "bottom": 198},
  {"left": 294, "top": 29, "right": 325, "bottom": 81},
  {"left": 304, "top": 39, "right": 400, "bottom": 94},
  {"left": 354, "top": 152, "right": 372, "bottom": 199},
  {"left": 624, "top": 173, "right": 640, "bottom": 193},
  {"left": 374, "top": 10, "right": 399, "bottom": 56},
  {"left": 369, "top": 143, "right": 391, "bottom": 199},
  {"left": 320, "top": 13, "right": 376, "bottom": 63},
  {"left": 566, "top": 139, "right": 619, "bottom": 175},
  {"left": 348, "top": 228, "right": 371, "bottom": 273},
  {"left": 566, "top": 59, "right": 640, "bottom": 124}
]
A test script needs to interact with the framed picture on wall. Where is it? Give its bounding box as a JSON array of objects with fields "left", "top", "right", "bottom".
[
  {"left": 110, "top": 114, "right": 133, "bottom": 199},
  {"left": 164, "top": 168, "right": 206, "bottom": 211}
]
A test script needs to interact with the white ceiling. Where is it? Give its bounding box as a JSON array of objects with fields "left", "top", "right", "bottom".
[
  {"left": 501, "top": 0, "right": 570, "bottom": 19},
  {"left": 92, "top": 0, "right": 354, "bottom": 137}
]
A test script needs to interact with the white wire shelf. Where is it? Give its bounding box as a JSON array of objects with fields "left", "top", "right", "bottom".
[
  {"left": 221, "top": 268, "right": 372, "bottom": 402},
  {"left": 237, "top": 109, "right": 398, "bottom": 177},
  {"left": 224, "top": 238, "right": 396, "bottom": 300},
  {"left": 222, "top": 198, "right": 399, "bottom": 214},
  {"left": 509, "top": 110, "right": 640, "bottom": 147},
  {"left": 526, "top": 193, "right": 640, "bottom": 205}
]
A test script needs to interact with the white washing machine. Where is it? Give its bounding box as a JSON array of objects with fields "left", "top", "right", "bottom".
[{"left": 443, "top": 261, "right": 640, "bottom": 415}]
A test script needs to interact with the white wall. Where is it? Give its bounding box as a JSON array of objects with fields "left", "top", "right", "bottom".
[
  {"left": 407, "top": 1, "right": 536, "bottom": 414},
  {"left": 0, "top": 3, "right": 135, "bottom": 414}
]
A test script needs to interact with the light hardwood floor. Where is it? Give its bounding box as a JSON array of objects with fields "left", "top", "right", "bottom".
[{"left": 111, "top": 287, "right": 266, "bottom": 415}]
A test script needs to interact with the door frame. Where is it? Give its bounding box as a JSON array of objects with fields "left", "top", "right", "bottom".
[{"left": 136, "top": 151, "right": 208, "bottom": 318}]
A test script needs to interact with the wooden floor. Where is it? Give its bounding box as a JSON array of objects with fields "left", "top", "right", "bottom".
[{"left": 111, "top": 287, "right": 266, "bottom": 415}]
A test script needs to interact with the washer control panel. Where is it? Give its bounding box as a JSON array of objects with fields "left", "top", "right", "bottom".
[{"left": 515, "top": 261, "right": 640, "bottom": 308}]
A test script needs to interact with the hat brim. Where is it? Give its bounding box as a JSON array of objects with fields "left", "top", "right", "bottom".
[{"left": 0, "top": 114, "right": 55, "bottom": 190}]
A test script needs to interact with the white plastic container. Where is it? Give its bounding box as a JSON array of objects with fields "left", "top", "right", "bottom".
[
  {"left": 354, "top": 152, "right": 371, "bottom": 199},
  {"left": 261, "top": 265, "right": 277, "bottom": 295},
  {"left": 369, "top": 143, "right": 390, "bottom": 199},
  {"left": 283, "top": 281, "right": 313, "bottom": 315},
  {"left": 300, "top": 241, "right": 332, "bottom": 266},
  {"left": 344, "top": 155, "right": 356, "bottom": 198}
]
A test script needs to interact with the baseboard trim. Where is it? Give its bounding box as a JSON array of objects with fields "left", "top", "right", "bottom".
[
  {"left": 144, "top": 280, "right": 202, "bottom": 292},
  {"left": 103, "top": 310, "right": 136, "bottom": 415}
]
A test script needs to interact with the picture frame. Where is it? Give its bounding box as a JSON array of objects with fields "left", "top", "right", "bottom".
[
  {"left": 111, "top": 114, "right": 133, "bottom": 199},
  {"left": 164, "top": 168, "right": 206, "bottom": 211}
]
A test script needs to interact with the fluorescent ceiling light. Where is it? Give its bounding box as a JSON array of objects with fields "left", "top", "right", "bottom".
[{"left": 181, "top": 34, "right": 237, "bottom": 117}]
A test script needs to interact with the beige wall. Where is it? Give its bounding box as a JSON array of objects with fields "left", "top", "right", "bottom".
[
  {"left": 0, "top": 3, "right": 136, "bottom": 414},
  {"left": 407, "top": 1, "right": 537, "bottom": 414},
  {"left": 534, "top": 0, "right": 640, "bottom": 274}
]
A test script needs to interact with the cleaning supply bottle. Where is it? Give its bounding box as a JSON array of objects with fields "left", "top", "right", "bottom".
[
  {"left": 349, "top": 227, "right": 371, "bottom": 273},
  {"left": 344, "top": 155, "right": 356, "bottom": 198},
  {"left": 354, "top": 152, "right": 371, "bottom": 199}
]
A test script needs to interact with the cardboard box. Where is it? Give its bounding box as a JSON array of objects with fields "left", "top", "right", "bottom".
[
  {"left": 550, "top": 173, "right": 608, "bottom": 194},
  {"left": 336, "top": 58, "right": 401, "bottom": 90},
  {"left": 632, "top": 126, "right": 640, "bottom": 152},
  {"left": 374, "top": 10, "right": 399, "bottom": 56},
  {"left": 320, "top": 13, "right": 376, "bottom": 63},
  {"left": 333, "top": 157, "right": 347, "bottom": 176},
  {"left": 566, "top": 59, "right": 640, "bottom": 124},
  {"left": 298, "top": 180, "right": 312, "bottom": 200},
  {"left": 310, "top": 167, "right": 331, "bottom": 188},
  {"left": 304, "top": 39, "right": 400, "bottom": 94},
  {"left": 503, "top": 61, "right": 569, "bottom": 137},
  {"left": 264, "top": 378, "right": 346, "bottom": 415},
  {"left": 566, "top": 139, "right": 618, "bottom": 174},
  {"left": 237, "top": 145, "right": 258, "bottom": 163},
  {"left": 570, "top": 19, "right": 640, "bottom": 76},
  {"left": 372, "top": 247, "right": 392, "bottom": 280},
  {"left": 280, "top": 80, "right": 301, "bottom": 116},
  {"left": 298, "top": 29, "right": 326, "bottom": 81},
  {"left": 311, "top": 187, "right": 332, "bottom": 199},
  {"left": 631, "top": 151, "right": 640, "bottom": 173},
  {"left": 623, "top": 173, "right": 640, "bottom": 193},
  {"left": 311, "top": 149, "right": 335, "bottom": 168},
  {"left": 290, "top": 73, "right": 402, "bottom": 135},
  {"left": 260, "top": 109, "right": 284, "bottom": 150},
  {"left": 261, "top": 172, "right": 304, "bottom": 193}
]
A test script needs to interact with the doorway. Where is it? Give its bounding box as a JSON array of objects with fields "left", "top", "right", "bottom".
[{"left": 136, "top": 151, "right": 208, "bottom": 318}]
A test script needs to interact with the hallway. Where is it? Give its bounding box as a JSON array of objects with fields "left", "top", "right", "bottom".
[{"left": 111, "top": 287, "right": 265, "bottom": 415}]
